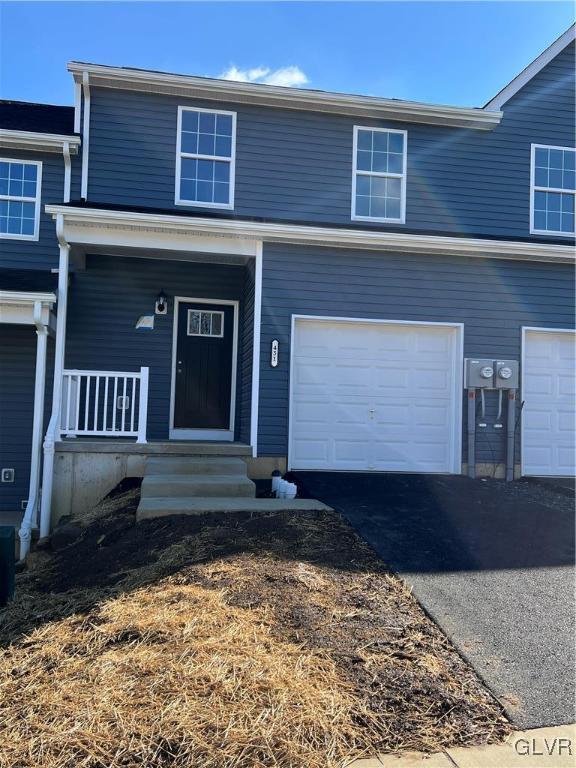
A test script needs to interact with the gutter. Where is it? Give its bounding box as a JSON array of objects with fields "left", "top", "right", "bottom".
[
  {"left": 67, "top": 62, "right": 502, "bottom": 130},
  {"left": 46, "top": 205, "right": 576, "bottom": 264},
  {"left": 0, "top": 130, "right": 80, "bottom": 154}
]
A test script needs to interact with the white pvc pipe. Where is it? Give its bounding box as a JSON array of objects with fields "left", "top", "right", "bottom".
[
  {"left": 80, "top": 72, "right": 90, "bottom": 199},
  {"left": 39, "top": 215, "right": 70, "bottom": 540},
  {"left": 63, "top": 141, "right": 71, "bottom": 203},
  {"left": 18, "top": 302, "right": 49, "bottom": 560}
]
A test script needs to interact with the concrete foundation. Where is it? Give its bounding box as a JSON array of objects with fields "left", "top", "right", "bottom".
[
  {"left": 51, "top": 440, "right": 286, "bottom": 525},
  {"left": 50, "top": 439, "right": 521, "bottom": 526}
]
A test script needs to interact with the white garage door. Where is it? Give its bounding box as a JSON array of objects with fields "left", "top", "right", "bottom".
[
  {"left": 290, "top": 318, "right": 461, "bottom": 473},
  {"left": 522, "top": 329, "right": 576, "bottom": 477}
]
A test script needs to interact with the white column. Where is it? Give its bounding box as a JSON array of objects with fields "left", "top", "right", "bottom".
[
  {"left": 249, "top": 242, "right": 263, "bottom": 457},
  {"left": 137, "top": 366, "right": 149, "bottom": 443},
  {"left": 39, "top": 218, "right": 70, "bottom": 539},
  {"left": 18, "top": 304, "right": 49, "bottom": 559}
]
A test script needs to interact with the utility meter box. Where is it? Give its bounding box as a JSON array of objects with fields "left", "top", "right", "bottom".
[
  {"left": 465, "top": 359, "right": 495, "bottom": 388},
  {"left": 494, "top": 359, "right": 519, "bottom": 389}
]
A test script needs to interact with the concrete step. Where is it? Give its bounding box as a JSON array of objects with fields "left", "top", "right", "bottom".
[
  {"left": 145, "top": 456, "right": 248, "bottom": 476},
  {"left": 141, "top": 474, "right": 256, "bottom": 499},
  {"left": 137, "top": 496, "right": 332, "bottom": 520}
]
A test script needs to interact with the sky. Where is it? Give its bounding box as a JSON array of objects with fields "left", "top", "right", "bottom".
[{"left": 0, "top": 1, "right": 573, "bottom": 108}]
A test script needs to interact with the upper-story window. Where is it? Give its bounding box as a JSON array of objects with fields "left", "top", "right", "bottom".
[
  {"left": 175, "top": 107, "right": 236, "bottom": 209},
  {"left": 531, "top": 145, "right": 575, "bottom": 236},
  {"left": 0, "top": 159, "right": 42, "bottom": 240},
  {"left": 352, "top": 127, "right": 407, "bottom": 224}
]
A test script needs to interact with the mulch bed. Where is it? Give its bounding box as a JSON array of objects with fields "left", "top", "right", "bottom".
[{"left": 0, "top": 484, "right": 509, "bottom": 768}]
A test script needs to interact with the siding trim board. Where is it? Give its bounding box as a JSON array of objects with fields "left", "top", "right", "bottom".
[{"left": 46, "top": 206, "right": 575, "bottom": 263}]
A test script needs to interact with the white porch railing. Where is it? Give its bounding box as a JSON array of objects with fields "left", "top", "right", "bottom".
[{"left": 61, "top": 367, "right": 149, "bottom": 442}]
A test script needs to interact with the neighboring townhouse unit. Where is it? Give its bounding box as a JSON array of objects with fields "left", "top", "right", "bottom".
[{"left": 1, "top": 26, "right": 574, "bottom": 550}]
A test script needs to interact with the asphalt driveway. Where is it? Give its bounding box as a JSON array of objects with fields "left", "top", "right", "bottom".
[{"left": 295, "top": 472, "right": 575, "bottom": 729}]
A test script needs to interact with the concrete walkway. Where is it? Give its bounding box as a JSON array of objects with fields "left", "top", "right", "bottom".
[{"left": 349, "top": 724, "right": 576, "bottom": 767}]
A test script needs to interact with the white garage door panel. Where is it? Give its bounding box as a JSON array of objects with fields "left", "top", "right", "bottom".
[
  {"left": 522, "top": 330, "right": 576, "bottom": 477},
  {"left": 290, "top": 319, "right": 460, "bottom": 472}
]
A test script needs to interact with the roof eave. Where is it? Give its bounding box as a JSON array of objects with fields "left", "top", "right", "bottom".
[
  {"left": 0, "top": 290, "right": 57, "bottom": 305},
  {"left": 0, "top": 129, "right": 80, "bottom": 153},
  {"left": 485, "top": 24, "right": 576, "bottom": 111},
  {"left": 67, "top": 62, "right": 502, "bottom": 130},
  {"left": 45, "top": 204, "right": 574, "bottom": 264}
]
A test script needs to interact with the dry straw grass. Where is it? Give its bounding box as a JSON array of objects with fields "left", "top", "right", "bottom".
[
  {"left": 1, "top": 580, "right": 377, "bottom": 768},
  {"left": 0, "top": 491, "right": 509, "bottom": 768}
]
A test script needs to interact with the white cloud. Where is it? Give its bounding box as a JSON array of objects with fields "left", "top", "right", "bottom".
[
  {"left": 262, "top": 66, "right": 308, "bottom": 88},
  {"left": 218, "top": 65, "right": 308, "bottom": 88}
]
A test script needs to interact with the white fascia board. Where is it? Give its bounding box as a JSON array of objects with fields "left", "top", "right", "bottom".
[
  {"left": 0, "top": 130, "right": 80, "bottom": 154},
  {"left": 485, "top": 24, "right": 576, "bottom": 111},
  {"left": 67, "top": 62, "right": 502, "bottom": 130},
  {"left": 0, "top": 290, "right": 56, "bottom": 305},
  {"left": 45, "top": 205, "right": 575, "bottom": 264},
  {"left": 0, "top": 292, "right": 56, "bottom": 325}
]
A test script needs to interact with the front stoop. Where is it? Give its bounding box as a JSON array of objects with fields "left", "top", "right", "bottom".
[
  {"left": 347, "top": 724, "right": 576, "bottom": 767},
  {"left": 136, "top": 456, "right": 331, "bottom": 520}
]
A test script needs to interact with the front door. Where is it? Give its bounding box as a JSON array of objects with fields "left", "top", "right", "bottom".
[{"left": 171, "top": 300, "right": 237, "bottom": 440}]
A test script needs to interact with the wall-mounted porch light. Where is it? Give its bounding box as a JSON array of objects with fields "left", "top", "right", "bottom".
[{"left": 155, "top": 289, "right": 168, "bottom": 315}]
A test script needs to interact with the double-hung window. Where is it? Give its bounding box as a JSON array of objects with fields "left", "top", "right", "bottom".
[
  {"left": 0, "top": 159, "right": 42, "bottom": 240},
  {"left": 352, "top": 127, "right": 407, "bottom": 223},
  {"left": 531, "top": 144, "right": 575, "bottom": 236},
  {"left": 176, "top": 107, "right": 236, "bottom": 209}
]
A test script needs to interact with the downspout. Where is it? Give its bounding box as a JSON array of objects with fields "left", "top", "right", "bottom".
[
  {"left": 505, "top": 389, "right": 516, "bottom": 482},
  {"left": 63, "top": 140, "right": 71, "bottom": 203},
  {"left": 80, "top": 72, "right": 90, "bottom": 200},
  {"left": 18, "top": 302, "right": 49, "bottom": 561},
  {"left": 39, "top": 214, "right": 70, "bottom": 540}
]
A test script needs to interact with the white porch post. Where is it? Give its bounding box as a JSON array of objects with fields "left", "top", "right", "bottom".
[
  {"left": 136, "top": 366, "right": 149, "bottom": 443},
  {"left": 249, "top": 242, "right": 263, "bottom": 457},
  {"left": 39, "top": 215, "right": 70, "bottom": 539},
  {"left": 18, "top": 302, "right": 49, "bottom": 559}
]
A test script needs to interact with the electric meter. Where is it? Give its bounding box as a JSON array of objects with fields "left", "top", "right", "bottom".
[{"left": 494, "top": 360, "right": 519, "bottom": 389}]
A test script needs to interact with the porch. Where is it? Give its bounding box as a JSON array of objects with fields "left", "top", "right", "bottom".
[{"left": 38, "top": 205, "right": 264, "bottom": 539}]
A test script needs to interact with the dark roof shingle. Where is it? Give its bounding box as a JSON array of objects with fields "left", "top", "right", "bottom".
[{"left": 0, "top": 100, "right": 75, "bottom": 135}]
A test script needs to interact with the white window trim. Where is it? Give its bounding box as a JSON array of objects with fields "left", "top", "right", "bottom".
[
  {"left": 0, "top": 158, "right": 42, "bottom": 241},
  {"left": 351, "top": 126, "right": 407, "bottom": 225},
  {"left": 530, "top": 143, "right": 576, "bottom": 238},
  {"left": 175, "top": 105, "right": 236, "bottom": 210}
]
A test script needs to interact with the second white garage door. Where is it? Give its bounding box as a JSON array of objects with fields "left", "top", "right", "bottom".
[
  {"left": 522, "top": 328, "right": 576, "bottom": 477},
  {"left": 290, "top": 318, "right": 462, "bottom": 473}
]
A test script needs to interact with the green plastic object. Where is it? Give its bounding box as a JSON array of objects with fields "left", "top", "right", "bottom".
[{"left": 0, "top": 526, "right": 15, "bottom": 607}]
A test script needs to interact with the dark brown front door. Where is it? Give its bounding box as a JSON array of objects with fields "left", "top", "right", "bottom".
[{"left": 173, "top": 301, "right": 235, "bottom": 432}]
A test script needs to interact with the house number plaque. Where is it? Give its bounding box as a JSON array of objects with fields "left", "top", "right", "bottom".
[{"left": 270, "top": 339, "right": 279, "bottom": 368}]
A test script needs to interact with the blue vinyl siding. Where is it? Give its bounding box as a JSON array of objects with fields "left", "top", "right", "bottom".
[
  {"left": 257, "top": 243, "right": 576, "bottom": 463},
  {"left": 0, "top": 326, "right": 54, "bottom": 512},
  {"left": 84, "top": 42, "right": 575, "bottom": 240},
  {"left": 65, "top": 254, "right": 253, "bottom": 442},
  {"left": 0, "top": 148, "right": 80, "bottom": 271}
]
